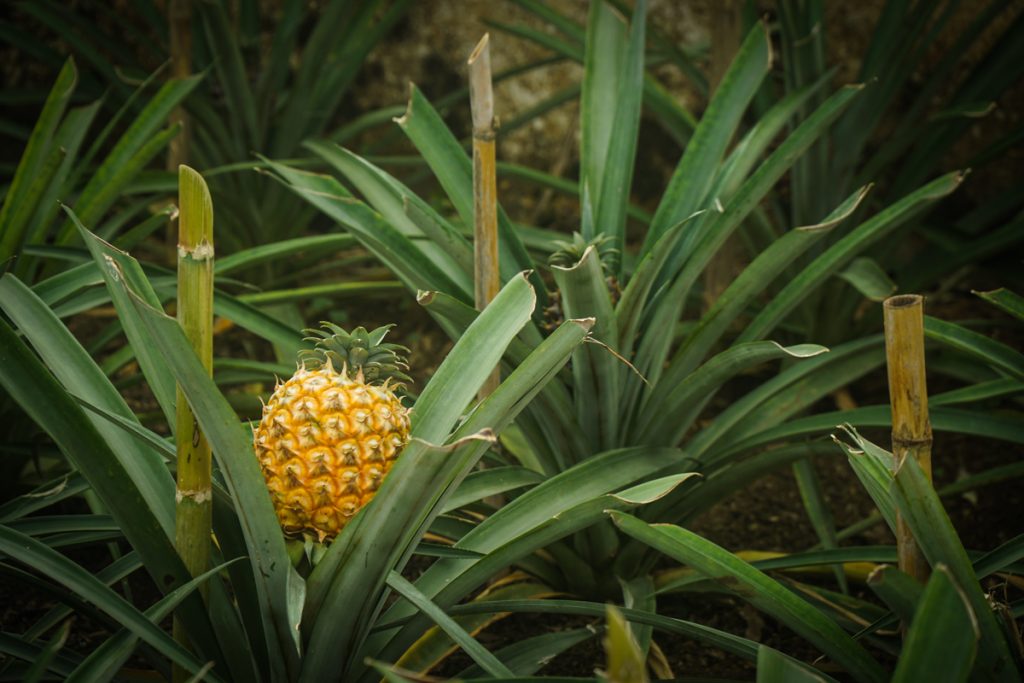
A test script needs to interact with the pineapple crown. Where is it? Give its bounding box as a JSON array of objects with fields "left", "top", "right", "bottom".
[
  {"left": 300, "top": 322, "right": 411, "bottom": 387},
  {"left": 548, "top": 232, "right": 619, "bottom": 273}
]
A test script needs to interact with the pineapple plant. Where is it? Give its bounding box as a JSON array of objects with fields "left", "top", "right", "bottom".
[
  {"left": 254, "top": 324, "right": 412, "bottom": 541},
  {"left": 268, "top": 1, "right": 1024, "bottom": 676},
  {"left": 0, "top": 199, "right": 605, "bottom": 680}
]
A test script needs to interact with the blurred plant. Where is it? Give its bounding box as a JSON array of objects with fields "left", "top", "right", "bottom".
[
  {"left": 2, "top": 0, "right": 414, "bottom": 253},
  {"left": 494, "top": 0, "right": 1024, "bottom": 342},
  {"left": 2, "top": 0, "right": 589, "bottom": 352},
  {"left": 269, "top": 1, "right": 1024, "bottom": 677},
  {"left": 754, "top": 0, "right": 1024, "bottom": 346},
  {"left": 0, "top": 10, "right": 402, "bottom": 373},
  {"left": 0, "top": 57, "right": 199, "bottom": 278}
]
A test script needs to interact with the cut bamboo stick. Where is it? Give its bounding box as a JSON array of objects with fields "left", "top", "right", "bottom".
[
  {"left": 883, "top": 294, "right": 932, "bottom": 585},
  {"left": 710, "top": 0, "right": 742, "bottom": 95},
  {"left": 469, "top": 34, "right": 500, "bottom": 399},
  {"left": 168, "top": 0, "right": 191, "bottom": 166},
  {"left": 167, "top": 0, "right": 191, "bottom": 258},
  {"left": 703, "top": 0, "right": 743, "bottom": 311},
  {"left": 173, "top": 165, "right": 214, "bottom": 677}
]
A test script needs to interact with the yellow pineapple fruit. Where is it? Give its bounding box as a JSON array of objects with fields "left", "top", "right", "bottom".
[{"left": 254, "top": 324, "right": 412, "bottom": 542}]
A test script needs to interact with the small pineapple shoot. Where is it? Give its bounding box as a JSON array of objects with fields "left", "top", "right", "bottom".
[
  {"left": 545, "top": 233, "right": 622, "bottom": 331},
  {"left": 548, "top": 232, "right": 619, "bottom": 272}
]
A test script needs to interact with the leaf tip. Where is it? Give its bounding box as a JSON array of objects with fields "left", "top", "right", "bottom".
[
  {"left": 394, "top": 83, "right": 418, "bottom": 128},
  {"left": 569, "top": 316, "right": 597, "bottom": 332}
]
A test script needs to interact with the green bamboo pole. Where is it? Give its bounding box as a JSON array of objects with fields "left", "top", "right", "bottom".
[
  {"left": 173, "top": 165, "right": 214, "bottom": 678},
  {"left": 469, "top": 33, "right": 500, "bottom": 400},
  {"left": 883, "top": 294, "right": 933, "bottom": 587}
]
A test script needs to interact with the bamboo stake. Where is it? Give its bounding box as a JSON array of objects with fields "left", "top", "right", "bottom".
[
  {"left": 469, "top": 34, "right": 500, "bottom": 399},
  {"left": 883, "top": 294, "right": 933, "bottom": 585},
  {"left": 703, "top": 0, "right": 742, "bottom": 310},
  {"left": 173, "top": 166, "right": 214, "bottom": 678},
  {"left": 709, "top": 0, "right": 742, "bottom": 94},
  {"left": 167, "top": 0, "right": 191, "bottom": 259}
]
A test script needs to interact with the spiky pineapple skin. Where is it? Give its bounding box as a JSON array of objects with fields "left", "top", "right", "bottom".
[{"left": 254, "top": 365, "right": 410, "bottom": 541}]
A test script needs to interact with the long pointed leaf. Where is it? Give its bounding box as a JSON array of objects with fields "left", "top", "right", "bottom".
[
  {"left": 262, "top": 157, "right": 470, "bottom": 302},
  {"left": 639, "top": 341, "right": 829, "bottom": 446},
  {"left": 890, "top": 450, "right": 1020, "bottom": 680},
  {"left": 582, "top": 0, "right": 646, "bottom": 275},
  {"left": 386, "top": 571, "right": 513, "bottom": 678},
  {"left": 610, "top": 512, "right": 886, "bottom": 683},
  {"left": 891, "top": 566, "right": 978, "bottom": 683},
  {"left": 305, "top": 140, "right": 473, "bottom": 296},
  {"left": 924, "top": 316, "right": 1024, "bottom": 382},
  {"left": 551, "top": 246, "right": 620, "bottom": 451},
  {"left": 71, "top": 210, "right": 178, "bottom": 429},
  {"left": 395, "top": 85, "right": 545, "bottom": 302},
  {"left": 0, "top": 58, "right": 76, "bottom": 267},
  {"left": 66, "top": 559, "right": 244, "bottom": 683},
  {"left": 0, "top": 274, "right": 175, "bottom": 530},
  {"left": 738, "top": 171, "right": 965, "bottom": 343},
  {"left": 0, "top": 526, "right": 219, "bottom": 680},
  {"left": 55, "top": 75, "right": 203, "bottom": 245},
  {"left": 114, "top": 267, "right": 300, "bottom": 681},
  {"left": 642, "top": 22, "right": 771, "bottom": 253}
]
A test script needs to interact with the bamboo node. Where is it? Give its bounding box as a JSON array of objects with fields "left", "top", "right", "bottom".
[
  {"left": 175, "top": 487, "right": 212, "bottom": 504},
  {"left": 177, "top": 240, "right": 215, "bottom": 260},
  {"left": 892, "top": 435, "right": 933, "bottom": 447}
]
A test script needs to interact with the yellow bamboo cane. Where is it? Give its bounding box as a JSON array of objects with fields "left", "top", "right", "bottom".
[
  {"left": 883, "top": 294, "right": 933, "bottom": 585},
  {"left": 469, "top": 34, "right": 500, "bottom": 400}
]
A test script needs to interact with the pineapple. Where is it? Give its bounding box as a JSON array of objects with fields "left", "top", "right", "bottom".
[{"left": 254, "top": 324, "right": 412, "bottom": 542}]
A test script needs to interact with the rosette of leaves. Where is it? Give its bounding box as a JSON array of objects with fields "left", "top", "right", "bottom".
[
  {"left": 266, "top": 1, "right": 1023, "bottom": 678},
  {"left": 613, "top": 421, "right": 1024, "bottom": 682},
  {"left": 618, "top": 291, "right": 1024, "bottom": 682},
  {"left": 0, "top": 200, "right": 630, "bottom": 681}
]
